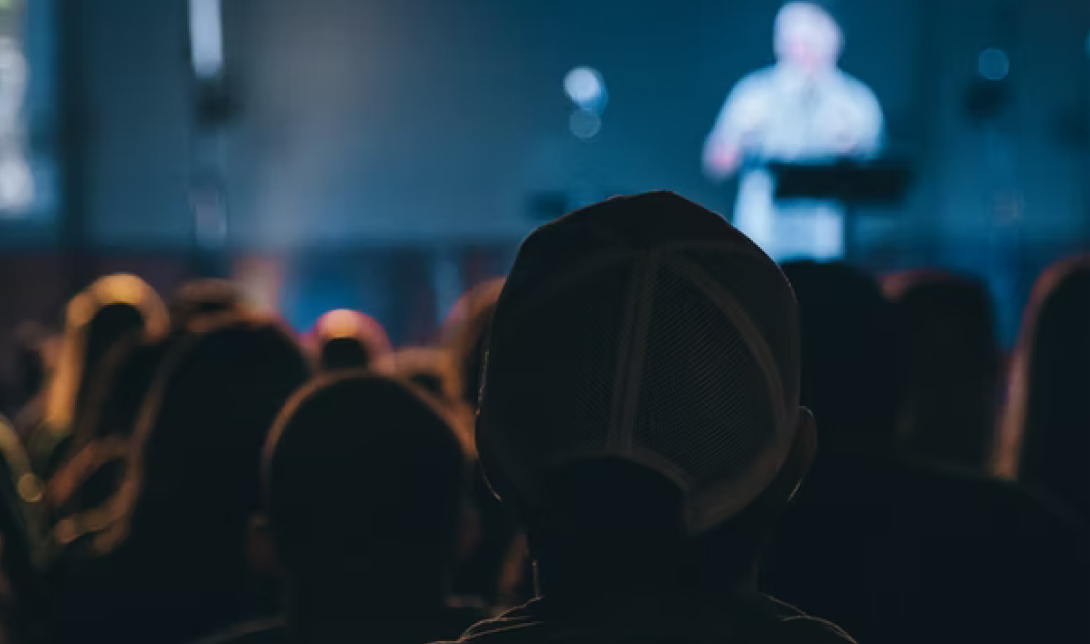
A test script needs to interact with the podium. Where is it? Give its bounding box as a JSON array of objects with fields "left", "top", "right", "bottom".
[{"left": 769, "top": 159, "right": 913, "bottom": 260}]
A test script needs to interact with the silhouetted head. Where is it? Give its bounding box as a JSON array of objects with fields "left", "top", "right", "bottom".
[
  {"left": 392, "top": 347, "right": 455, "bottom": 403},
  {"left": 73, "top": 315, "right": 310, "bottom": 636},
  {"left": 259, "top": 374, "right": 468, "bottom": 594},
  {"left": 478, "top": 192, "right": 812, "bottom": 594},
  {"left": 443, "top": 278, "right": 505, "bottom": 409},
  {"left": 311, "top": 309, "right": 392, "bottom": 373},
  {"left": 783, "top": 261, "right": 899, "bottom": 461},
  {"left": 169, "top": 279, "right": 246, "bottom": 330},
  {"left": 1003, "top": 257, "right": 1090, "bottom": 520},
  {"left": 885, "top": 270, "right": 1001, "bottom": 470}
]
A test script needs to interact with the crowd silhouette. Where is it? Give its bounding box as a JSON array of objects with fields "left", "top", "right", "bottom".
[{"left": 0, "top": 192, "right": 1084, "bottom": 643}]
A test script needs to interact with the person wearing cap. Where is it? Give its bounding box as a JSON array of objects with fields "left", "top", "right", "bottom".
[
  {"left": 204, "top": 373, "right": 485, "bottom": 644},
  {"left": 448, "top": 191, "right": 854, "bottom": 643},
  {"left": 703, "top": 1, "right": 883, "bottom": 262}
]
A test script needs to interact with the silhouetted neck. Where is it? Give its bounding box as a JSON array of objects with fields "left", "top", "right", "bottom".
[
  {"left": 532, "top": 539, "right": 692, "bottom": 602},
  {"left": 285, "top": 567, "right": 450, "bottom": 643}
]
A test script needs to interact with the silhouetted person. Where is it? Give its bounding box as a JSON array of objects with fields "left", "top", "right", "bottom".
[
  {"left": 885, "top": 271, "right": 1002, "bottom": 471},
  {"left": 441, "top": 278, "right": 529, "bottom": 609},
  {"left": 311, "top": 309, "right": 393, "bottom": 373},
  {"left": 204, "top": 373, "right": 483, "bottom": 644},
  {"left": 760, "top": 261, "right": 1089, "bottom": 644},
  {"left": 32, "top": 274, "right": 168, "bottom": 478},
  {"left": 447, "top": 192, "right": 854, "bottom": 643},
  {"left": 998, "top": 257, "right": 1090, "bottom": 523},
  {"left": 48, "top": 315, "right": 311, "bottom": 644},
  {"left": 47, "top": 281, "right": 250, "bottom": 527}
]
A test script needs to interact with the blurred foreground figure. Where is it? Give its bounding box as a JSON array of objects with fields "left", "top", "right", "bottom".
[
  {"left": 311, "top": 309, "right": 393, "bottom": 373},
  {"left": 446, "top": 192, "right": 853, "bottom": 643},
  {"left": 49, "top": 315, "right": 311, "bottom": 644},
  {"left": 760, "top": 261, "right": 1089, "bottom": 644},
  {"left": 443, "top": 277, "right": 505, "bottom": 411},
  {"left": 703, "top": 1, "right": 883, "bottom": 261},
  {"left": 47, "top": 279, "right": 250, "bottom": 530},
  {"left": 998, "top": 257, "right": 1090, "bottom": 523},
  {"left": 884, "top": 271, "right": 1002, "bottom": 472},
  {"left": 206, "top": 373, "right": 483, "bottom": 644},
  {"left": 170, "top": 278, "right": 247, "bottom": 324},
  {"left": 441, "top": 278, "right": 530, "bottom": 609},
  {"left": 33, "top": 274, "right": 167, "bottom": 475}
]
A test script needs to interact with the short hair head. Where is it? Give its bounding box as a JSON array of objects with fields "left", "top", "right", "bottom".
[
  {"left": 312, "top": 309, "right": 393, "bottom": 373},
  {"left": 95, "top": 315, "right": 311, "bottom": 565},
  {"left": 263, "top": 373, "right": 469, "bottom": 572}
]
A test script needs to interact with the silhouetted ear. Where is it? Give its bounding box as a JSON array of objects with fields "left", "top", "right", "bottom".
[
  {"left": 782, "top": 407, "right": 817, "bottom": 506},
  {"left": 246, "top": 512, "right": 281, "bottom": 578},
  {"left": 738, "top": 407, "right": 818, "bottom": 522}
]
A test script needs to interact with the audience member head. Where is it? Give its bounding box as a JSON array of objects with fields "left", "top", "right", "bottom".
[
  {"left": 64, "top": 315, "right": 311, "bottom": 639},
  {"left": 169, "top": 279, "right": 247, "bottom": 330},
  {"left": 311, "top": 309, "right": 393, "bottom": 373},
  {"left": 45, "top": 274, "right": 168, "bottom": 433},
  {"left": 782, "top": 261, "right": 899, "bottom": 462},
  {"left": 477, "top": 192, "right": 811, "bottom": 596},
  {"left": 885, "top": 270, "right": 1001, "bottom": 470},
  {"left": 1000, "top": 257, "right": 1090, "bottom": 520},
  {"left": 443, "top": 277, "right": 505, "bottom": 409},
  {"left": 260, "top": 374, "right": 468, "bottom": 594}
]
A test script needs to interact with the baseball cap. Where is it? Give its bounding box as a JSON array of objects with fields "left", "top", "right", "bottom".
[{"left": 478, "top": 191, "right": 800, "bottom": 534}]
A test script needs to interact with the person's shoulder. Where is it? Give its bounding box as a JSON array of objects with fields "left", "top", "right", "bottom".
[
  {"left": 438, "top": 599, "right": 545, "bottom": 643},
  {"left": 900, "top": 459, "right": 1087, "bottom": 535},
  {"left": 749, "top": 594, "right": 858, "bottom": 644},
  {"left": 734, "top": 67, "right": 778, "bottom": 92},
  {"left": 831, "top": 71, "right": 879, "bottom": 102},
  {"left": 193, "top": 616, "right": 287, "bottom": 644}
]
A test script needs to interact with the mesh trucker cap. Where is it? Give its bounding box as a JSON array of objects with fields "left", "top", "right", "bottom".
[{"left": 477, "top": 191, "right": 800, "bottom": 534}]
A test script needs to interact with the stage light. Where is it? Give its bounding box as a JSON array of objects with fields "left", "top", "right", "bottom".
[
  {"left": 978, "top": 48, "right": 1009, "bottom": 81},
  {"left": 569, "top": 108, "right": 601, "bottom": 139},
  {"left": 189, "top": 0, "right": 224, "bottom": 80},
  {"left": 563, "top": 66, "right": 607, "bottom": 113}
]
